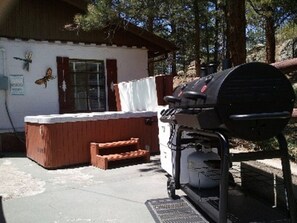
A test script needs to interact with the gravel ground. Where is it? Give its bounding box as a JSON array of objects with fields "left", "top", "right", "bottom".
[{"left": 0, "top": 159, "right": 46, "bottom": 201}]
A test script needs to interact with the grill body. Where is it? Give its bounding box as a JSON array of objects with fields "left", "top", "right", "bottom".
[{"left": 163, "top": 62, "right": 295, "bottom": 141}]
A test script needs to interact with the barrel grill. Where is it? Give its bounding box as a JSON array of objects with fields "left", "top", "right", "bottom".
[
  {"left": 161, "top": 62, "right": 295, "bottom": 141},
  {"left": 160, "top": 62, "right": 297, "bottom": 223}
]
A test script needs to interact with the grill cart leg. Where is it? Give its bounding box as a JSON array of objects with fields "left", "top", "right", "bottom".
[
  {"left": 276, "top": 134, "right": 297, "bottom": 223},
  {"left": 167, "top": 177, "right": 177, "bottom": 199},
  {"left": 217, "top": 132, "right": 229, "bottom": 223},
  {"left": 174, "top": 126, "right": 183, "bottom": 190}
]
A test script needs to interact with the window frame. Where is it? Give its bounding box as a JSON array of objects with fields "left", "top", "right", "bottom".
[{"left": 68, "top": 59, "right": 106, "bottom": 112}]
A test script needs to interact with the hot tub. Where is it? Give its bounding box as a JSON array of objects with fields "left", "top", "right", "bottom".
[{"left": 25, "top": 111, "right": 159, "bottom": 169}]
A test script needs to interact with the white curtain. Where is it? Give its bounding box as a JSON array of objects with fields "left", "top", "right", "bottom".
[{"left": 118, "top": 76, "right": 158, "bottom": 112}]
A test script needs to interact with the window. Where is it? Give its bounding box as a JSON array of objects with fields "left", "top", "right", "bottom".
[{"left": 69, "top": 59, "right": 106, "bottom": 112}]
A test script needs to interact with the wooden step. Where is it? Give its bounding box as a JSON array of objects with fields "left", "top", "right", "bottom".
[
  {"left": 90, "top": 138, "right": 150, "bottom": 169},
  {"left": 102, "top": 149, "right": 150, "bottom": 161},
  {"left": 96, "top": 138, "right": 139, "bottom": 149}
]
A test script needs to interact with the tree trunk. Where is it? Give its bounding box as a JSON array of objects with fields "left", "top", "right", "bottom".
[
  {"left": 226, "top": 0, "right": 246, "bottom": 66},
  {"left": 171, "top": 51, "right": 177, "bottom": 75},
  {"left": 205, "top": 22, "right": 210, "bottom": 63},
  {"left": 214, "top": 0, "right": 219, "bottom": 65},
  {"left": 170, "top": 22, "right": 177, "bottom": 75},
  {"left": 147, "top": 15, "right": 155, "bottom": 76},
  {"left": 221, "top": 0, "right": 231, "bottom": 64},
  {"left": 265, "top": 8, "right": 276, "bottom": 63},
  {"left": 193, "top": 0, "right": 201, "bottom": 77}
]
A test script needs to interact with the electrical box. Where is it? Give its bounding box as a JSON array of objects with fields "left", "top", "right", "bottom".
[{"left": 0, "top": 76, "right": 8, "bottom": 90}]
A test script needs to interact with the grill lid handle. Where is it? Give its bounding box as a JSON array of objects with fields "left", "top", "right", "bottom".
[
  {"left": 183, "top": 91, "right": 207, "bottom": 100},
  {"left": 229, "top": 111, "right": 291, "bottom": 121},
  {"left": 164, "top": 95, "right": 181, "bottom": 104}
]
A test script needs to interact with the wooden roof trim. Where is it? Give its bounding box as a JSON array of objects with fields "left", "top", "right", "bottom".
[
  {"left": 107, "top": 21, "right": 177, "bottom": 56},
  {"left": 0, "top": 37, "right": 149, "bottom": 49},
  {"left": 120, "top": 22, "right": 177, "bottom": 52}
]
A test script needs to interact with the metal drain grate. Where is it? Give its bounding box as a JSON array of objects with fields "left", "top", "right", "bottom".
[{"left": 145, "top": 196, "right": 208, "bottom": 223}]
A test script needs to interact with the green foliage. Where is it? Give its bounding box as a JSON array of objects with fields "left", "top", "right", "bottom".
[
  {"left": 277, "top": 21, "right": 297, "bottom": 42},
  {"left": 246, "top": 0, "right": 297, "bottom": 53},
  {"left": 74, "top": 0, "right": 297, "bottom": 73},
  {"left": 74, "top": 1, "right": 118, "bottom": 31},
  {"left": 74, "top": 0, "right": 227, "bottom": 72},
  {"left": 294, "top": 85, "right": 297, "bottom": 107},
  {"left": 285, "top": 123, "right": 297, "bottom": 161}
]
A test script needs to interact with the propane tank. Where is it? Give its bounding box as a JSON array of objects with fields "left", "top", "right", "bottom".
[{"left": 187, "top": 149, "right": 220, "bottom": 189}]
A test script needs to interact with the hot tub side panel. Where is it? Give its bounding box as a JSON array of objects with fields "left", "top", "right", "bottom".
[
  {"left": 26, "top": 123, "right": 51, "bottom": 167},
  {"left": 25, "top": 115, "right": 159, "bottom": 168}
]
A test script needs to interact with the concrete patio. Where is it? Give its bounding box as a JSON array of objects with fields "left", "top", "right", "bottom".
[
  {"left": 1, "top": 151, "right": 297, "bottom": 223},
  {"left": 0, "top": 153, "right": 172, "bottom": 223}
]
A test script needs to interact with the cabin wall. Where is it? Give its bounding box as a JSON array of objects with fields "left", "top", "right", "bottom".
[{"left": 0, "top": 38, "right": 148, "bottom": 133}]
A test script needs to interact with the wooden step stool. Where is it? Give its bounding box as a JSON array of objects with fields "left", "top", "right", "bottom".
[{"left": 90, "top": 138, "right": 150, "bottom": 169}]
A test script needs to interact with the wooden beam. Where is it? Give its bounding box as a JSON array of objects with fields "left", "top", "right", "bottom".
[
  {"left": 60, "top": 0, "right": 88, "bottom": 10},
  {"left": 271, "top": 58, "right": 297, "bottom": 74},
  {"left": 0, "top": 0, "right": 18, "bottom": 26}
]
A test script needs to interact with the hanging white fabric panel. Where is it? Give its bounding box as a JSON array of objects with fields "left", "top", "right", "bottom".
[{"left": 118, "top": 76, "right": 158, "bottom": 112}]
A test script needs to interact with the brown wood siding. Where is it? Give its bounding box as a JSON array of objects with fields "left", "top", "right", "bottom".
[
  {"left": 0, "top": 0, "right": 85, "bottom": 41},
  {"left": 0, "top": 0, "right": 169, "bottom": 52}
]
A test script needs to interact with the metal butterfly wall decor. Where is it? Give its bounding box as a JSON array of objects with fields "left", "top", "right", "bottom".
[
  {"left": 13, "top": 51, "right": 33, "bottom": 71},
  {"left": 35, "top": 68, "right": 56, "bottom": 88}
]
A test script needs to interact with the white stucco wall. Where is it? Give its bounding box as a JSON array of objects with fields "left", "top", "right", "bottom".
[{"left": 0, "top": 38, "right": 148, "bottom": 132}]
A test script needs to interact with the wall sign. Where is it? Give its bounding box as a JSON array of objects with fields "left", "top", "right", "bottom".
[{"left": 10, "top": 74, "right": 24, "bottom": 95}]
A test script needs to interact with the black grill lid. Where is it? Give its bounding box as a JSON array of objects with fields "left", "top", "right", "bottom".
[{"left": 164, "top": 62, "right": 295, "bottom": 141}]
